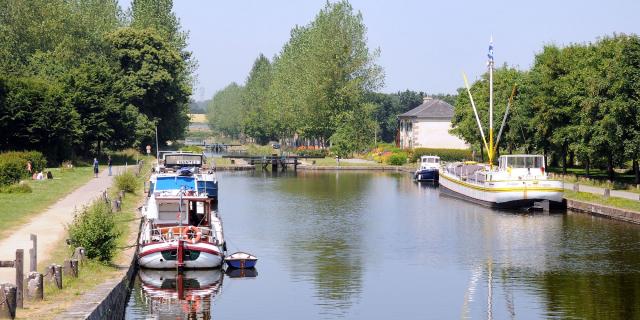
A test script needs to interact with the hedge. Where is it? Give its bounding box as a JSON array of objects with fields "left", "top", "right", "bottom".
[
  {"left": 409, "top": 148, "right": 472, "bottom": 163},
  {"left": 0, "top": 151, "right": 47, "bottom": 186}
]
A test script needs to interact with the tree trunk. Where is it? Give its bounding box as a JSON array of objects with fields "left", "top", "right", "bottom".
[
  {"left": 607, "top": 153, "right": 614, "bottom": 181},
  {"left": 585, "top": 158, "right": 590, "bottom": 177},
  {"left": 480, "top": 145, "right": 484, "bottom": 163},
  {"left": 543, "top": 148, "right": 548, "bottom": 168},
  {"left": 562, "top": 141, "right": 568, "bottom": 175},
  {"left": 633, "top": 159, "right": 639, "bottom": 185},
  {"left": 569, "top": 151, "right": 575, "bottom": 168}
]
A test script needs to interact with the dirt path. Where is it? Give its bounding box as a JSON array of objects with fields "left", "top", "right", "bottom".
[{"left": 0, "top": 167, "right": 121, "bottom": 284}]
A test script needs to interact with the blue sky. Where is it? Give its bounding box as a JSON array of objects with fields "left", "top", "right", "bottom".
[{"left": 119, "top": 0, "right": 640, "bottom": 100}]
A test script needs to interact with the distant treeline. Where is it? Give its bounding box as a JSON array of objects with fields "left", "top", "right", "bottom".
[
  {"left": 207, "top": 1, "right": 455, "bottom": 157},
  {"left": 0, "top": 0, "right": 193, "bottom": 163},
  {"left": 452, "top": 34, "right": 640, "bottom": 182}
]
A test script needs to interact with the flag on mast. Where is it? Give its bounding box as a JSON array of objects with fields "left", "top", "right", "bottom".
[{"left": 487, "top": 37, "right": 494, "bottom": 65}]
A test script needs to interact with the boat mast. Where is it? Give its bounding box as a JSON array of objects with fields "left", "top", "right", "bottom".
[{"left": 488, "top": 36, "right": 495, "bottom": 168}]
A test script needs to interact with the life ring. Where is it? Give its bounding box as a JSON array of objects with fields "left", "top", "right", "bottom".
[{"left": 182, "top": 226, "right": 202, "bottom": 244}]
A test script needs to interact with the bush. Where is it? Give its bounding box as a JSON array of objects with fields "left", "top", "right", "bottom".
[
  {"left": 296, "top": 147, "right": 328, "bottom": 157},
  {"left": 68, "top": 201, "right": 120, "bottom": 262},
  {"left": 115, "top": 170, "right": 138, "bottom": 193},
  {"left": 387, "top": 152, "right": 408, "bottom": 165},
  {"left": 0, "top": 151, "right": 47, "bottom": 186},
  {"left": 409, "top": 148, "right": 472, "bottom": 163},
  {"left": 0, "top": 182, "right": 32, "bottom": 193}
]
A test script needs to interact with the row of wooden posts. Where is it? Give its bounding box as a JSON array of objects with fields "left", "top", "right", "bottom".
[{"left": 0, "top": 236, "right": 87, "bottom": 319}]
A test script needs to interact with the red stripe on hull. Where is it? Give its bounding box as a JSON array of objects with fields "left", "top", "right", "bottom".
[{"left": 139, "top": 244, "right": 222, "bottom": 258}]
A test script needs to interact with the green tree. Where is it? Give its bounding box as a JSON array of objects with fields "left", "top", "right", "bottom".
[
  {"left": 107, "top": 27, "right": 191, "bottom": 146},
  {"left": 207, "top": 83, "right": 245, "bottom": 138},
  {"left": 0, "top": 76, "right": 80, "bottom": 161},
  {"left": 242, "top": 54, "right": 275, "bottom": 144}
]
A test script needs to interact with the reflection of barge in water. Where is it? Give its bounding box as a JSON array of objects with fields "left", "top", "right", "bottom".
[{"left": 137, "top": 269, "right": 223, "bottom": 318}]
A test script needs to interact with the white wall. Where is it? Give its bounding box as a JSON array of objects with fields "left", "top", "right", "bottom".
[{"left": 413, "top": 119, "right": 468, "bottom": 149}]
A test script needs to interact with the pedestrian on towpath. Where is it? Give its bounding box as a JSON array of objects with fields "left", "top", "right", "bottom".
[
  {"left": 93, "top": 158, "right": 99, "bottom": 178},
  {"left": 108, "top": 155, "right": 113, "bottom": 176},
  {"left": 26, "top": 160, "right": 32, "bottom": 175}
]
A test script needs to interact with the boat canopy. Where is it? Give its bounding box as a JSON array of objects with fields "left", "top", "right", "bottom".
[
  {"left": 155, "top": 176, "right": 196, "bottom": 191},
  {"left": 498, "top": 155, "right": 544, "bottom": 169}
]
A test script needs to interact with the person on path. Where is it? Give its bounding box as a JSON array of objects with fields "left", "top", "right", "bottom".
[
  {"left": 26, "top": 160, "right": 32, "bottom": 175},
  {"left": 93, "top": 158, "right": 99, "bottom": 178},
  {"left": 108, "top": 155, "right": 113, "bottom": 176}
]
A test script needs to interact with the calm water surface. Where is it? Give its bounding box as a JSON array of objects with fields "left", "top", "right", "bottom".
[{"left": 125, "top": 171, "right": 640, "bottom": 319}]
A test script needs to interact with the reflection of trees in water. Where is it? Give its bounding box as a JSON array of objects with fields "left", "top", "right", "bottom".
[
  {"left": 280, "top": 172, "right": 369, "bottom": 315},
  {"left": 534, "top": 214, "right": 640, "bottom": 319}
]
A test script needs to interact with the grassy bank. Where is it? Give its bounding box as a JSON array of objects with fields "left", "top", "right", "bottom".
[
  {"left": 0, "top": 167, "right": 93, "bottom": 239},
  {"left": 564, "top": 190, "right": 640, "bottom": 213},
  {"left": 548, "top": 167, "right": 640, "bottom": 194},
  {"left": 17, "top": 159, "right": 151, "bottom": 319}
]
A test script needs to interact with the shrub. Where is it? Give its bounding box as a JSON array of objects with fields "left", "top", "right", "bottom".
[
  {"left": 297, "top": 148, "right": 328, "bottom": 157},
  {"left": 409, "top": 148, "right": 472, "bottom": 163},
  {"left": 115, "top": 170, "right": 138, "bottom": 193},
  {"left": 68, "top": 201, "right": 119, "bottom": 262},
  {"left": 179, "top": 146, "right": 204, "bottom": 153},
  {"left": 387, "top": 152, "right": 407, "bottom": 165},
  {"left": 0, "top": 151, "right": 47, "bottom": 186},
  {"left": 0, "top": 182, "right": 32, "bottom": 193}
]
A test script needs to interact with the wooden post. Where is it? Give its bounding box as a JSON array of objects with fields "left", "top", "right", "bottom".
[
  {"left": 604, "top": 188, "right": 610, "bottom": 199},
  {"left": 72, "top": 247, "right": 86, "bottom": 265},
  {"left": 63, "top": 260, "right": 78, "bottom": 278},
  {"left": 29, "top": 234, "right": 37, "bottom": 273},
  {"left": 14, "top": 250, "right": 22, "bottom": 309},
  {"left": 25, "top": 272, "right": 43, "bottom": 301},
  {"left": 53, "top": 265, "right": 62, "bottom": 289},
  {"left": 0, "top": 283, "right": 17, "bottom": 319},
  {"left": 573, "top": 183, "right": 579, "bottom": 192}
]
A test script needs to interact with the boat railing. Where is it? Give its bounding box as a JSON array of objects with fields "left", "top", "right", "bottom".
[{"left": 150, "top": 226, "right": 222, "bottom": 246}]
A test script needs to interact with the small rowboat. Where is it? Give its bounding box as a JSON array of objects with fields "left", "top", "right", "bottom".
[{"left": 225, "top": 252, "right": 257, "bottom": 269}]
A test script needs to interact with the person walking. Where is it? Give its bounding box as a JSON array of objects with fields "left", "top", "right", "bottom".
[
  {"left": 93, "top": 158, "right": 99, "bottom": 178},
  {"left": 26, "top": 160, "right": 32, "bottom": 175},
  {"left": 108, "top": 156, "right": 113, "bottom": 176}
]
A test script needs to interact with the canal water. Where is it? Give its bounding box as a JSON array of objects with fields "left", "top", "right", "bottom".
[{"left": 125, "top": 171, "right": 640, "bottom": 319}]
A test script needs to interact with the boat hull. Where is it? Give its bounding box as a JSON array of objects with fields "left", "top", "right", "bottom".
[
  {"left": 438, "top": 171, "right": 564, "bottom": 209},
  {"left": 226, "top": 259, "right": 257, "bottom": 269},
  {"left": 415, "top": 169, "right": 439, "bottom": 181},
  {"left": 138, "top": 241, "right": 223, "bottom": 269}
]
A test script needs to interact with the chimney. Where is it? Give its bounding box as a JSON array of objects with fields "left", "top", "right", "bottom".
[{"left": 423, "top": 96, "right": 432, "bottom": 103}]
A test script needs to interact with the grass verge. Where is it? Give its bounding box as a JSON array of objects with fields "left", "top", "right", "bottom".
[
  {"left": 564, "top": 190, "right": 640, "bottom": 213},
  {"left": 0, "top": 167, "right": 93, "bottom": 239},
  {"left": 16, "top": 159, "right": 151, "bottom": 319}
]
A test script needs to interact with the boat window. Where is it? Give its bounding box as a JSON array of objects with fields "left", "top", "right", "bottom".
[{"left": 505, "top": 156, "right": 545, "bottom": 168}]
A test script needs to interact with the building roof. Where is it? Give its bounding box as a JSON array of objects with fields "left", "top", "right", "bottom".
[{"left": 398, "top": 97, "right": 454, "bottom": 119}]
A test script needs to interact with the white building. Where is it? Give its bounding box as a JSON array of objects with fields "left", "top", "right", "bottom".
[{"left": 398, "top": 97, "right": 468, "bottom": 149}]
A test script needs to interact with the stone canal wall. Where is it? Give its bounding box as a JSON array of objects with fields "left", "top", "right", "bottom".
[{"left": 567, "top": 199, "right": 640, "bottom": 225}]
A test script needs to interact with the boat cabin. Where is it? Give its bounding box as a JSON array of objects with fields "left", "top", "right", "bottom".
[
  {"left": 420, "top": 156, "right": 440, "bottom": 164},
  {"left": 497, "top": 155, "right": 546, "bottom": 176}
]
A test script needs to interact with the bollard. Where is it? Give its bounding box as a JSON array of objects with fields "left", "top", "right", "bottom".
[
  {"left": 0, "top": 283, "right": 17, "bottom": 319},
  {"left": 72, "top": 247, "right": 86, "bottom": 265},
  {"left": 29, "top": 234, "right": 37, "bottom": 273},
  {"left": 604, "top": 188, "right": 610, "bottom": 199},
  {"left": 45, "top": 264, "right": 56, "bottom": 283},
  {"left": 573, "top": 183, "right": 579, "bottom": 192},
  {"left": 53, "top": 265, "right": 63, "bottom": 289},
  {"left": 63, "top": 260, "right": 78, "bottom": 278},
  {"left": 14, "top": 250, "right": 22, "bottom": 309},
  {"left": 26, "top": 272, "right": 43, "bottom": 301}
]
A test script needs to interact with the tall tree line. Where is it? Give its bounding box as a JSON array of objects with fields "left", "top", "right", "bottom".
[
  {"left": 0, "top": 0, "right": 192, "bottom": 162},
  {"left": 451, "top": 34, "right": 640, "bottom": 182},
  {"left": 208, "top": 1, "right": 384, "bottom": 156}
]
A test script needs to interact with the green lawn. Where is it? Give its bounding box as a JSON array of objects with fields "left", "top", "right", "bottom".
[
  {"left": 0, "top": 167, "right": 93, "bottom": 238},
  {"left": 548, "top": 166, "right": 640, "bottom": 193},
  {"left": 564, "top": 190, "right": 640, "bottom": 213}
]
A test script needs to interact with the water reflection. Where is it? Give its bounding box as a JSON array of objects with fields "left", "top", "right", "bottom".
[{"left": 129, "top": 269, "right": 223, "bottom": 319}]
